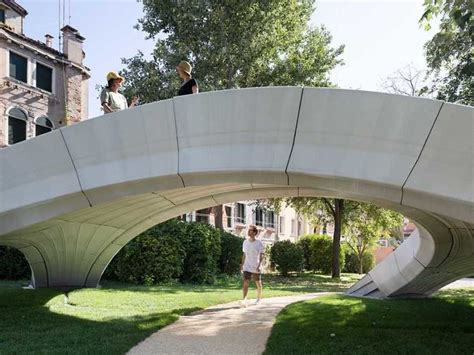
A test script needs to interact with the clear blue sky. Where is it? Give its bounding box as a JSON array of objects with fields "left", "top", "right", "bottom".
[{"left": 20, "top": 0, "right": 437, "bottom": 119}]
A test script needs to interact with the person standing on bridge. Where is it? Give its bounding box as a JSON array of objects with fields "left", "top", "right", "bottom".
[
  {"left": 176, "top": 61, "right": 199, "bottom": 96},
  {"left": 240, "top": 225, "right": 265, "bottom": 307},
  {"left": 100, "top": 71, "right": 139, "bottom": 114}
]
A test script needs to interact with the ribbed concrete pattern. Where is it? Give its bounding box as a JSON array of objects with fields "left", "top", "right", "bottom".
[{"left": 0, "top": 87, "right": 472, "bottom": 297}]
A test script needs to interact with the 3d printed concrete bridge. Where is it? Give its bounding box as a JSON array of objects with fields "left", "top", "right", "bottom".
[{"left": 0, "top": 87, "right": 472, "bottom": 298}]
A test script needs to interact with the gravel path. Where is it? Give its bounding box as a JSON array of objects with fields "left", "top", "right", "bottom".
[{"left": 128, "top": 293, "right": 330, "bottom": 355}]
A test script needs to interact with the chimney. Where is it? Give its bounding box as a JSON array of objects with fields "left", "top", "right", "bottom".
[
  {"left": 45, "top": 34, "right": 53, "bottom": 48},
  {"left": 60, "top": 25, "right": 85, "bottom": 65}
]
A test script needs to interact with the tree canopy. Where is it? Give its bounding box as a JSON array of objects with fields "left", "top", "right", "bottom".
[
  {"left": 121, "top": 0, "right": 344, "bottom": 102},
  {"left": 420, "top": 0, "right": 473, "bottom": 105}
]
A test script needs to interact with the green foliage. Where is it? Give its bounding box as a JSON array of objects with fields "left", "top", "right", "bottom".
[
  {"left": 270, "top": 240, "right": 304, "bottom": 276},
  {"left": 219, "top": 231, "right": 243, "bottom": 275},
  {"left": 296, "top": 236, "right": 312, "bottom": 270},
  {"left": 343, "top": 247, "right": 375, "bottom": 274},
  {"left": 120, "top": 0, "right": 344, "bottom": 103},
  {"left": 0, "top": 246, "right": 30, "bottom": 280},
  {"left": 112, "top": 233, "right": 185, "bottom": 285},
  {"left": 181, "top": 222, "right": 221, "bottom": 284},
  {"left": 304, "top": 234, "right": 345, "bottom": 275},
  {"left": 420, "top": 0, "right": 473, "bottom": 105},
  {"left": 106, "top": 219, "right": 221, "bottom": 285}
]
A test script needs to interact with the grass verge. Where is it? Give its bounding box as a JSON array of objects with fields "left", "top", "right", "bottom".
[
  {"left": 0, "top": 273, "right": 360, "bottom": 353},
  {"left": 264, "top": 288, "right": 474, "bottom": 355}
]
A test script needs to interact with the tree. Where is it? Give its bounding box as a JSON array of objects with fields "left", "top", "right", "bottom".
[
  {"left": 121, "top": 0, "right": 343, "bottom": 102},
  {"left": 344, "top": 203, "right": 403, "bottom": 274},
  {"left": 122, "top": 0, "right": 344, "bottom": 230},
  {"left": 265, "top": 197, "right": 403, "bottom": 278},
  {"left": 420, "top": 0, "right": 473, "bottom": 105},
  {"left": 381, "top": 64, "right": 431, "bottom": 97}
]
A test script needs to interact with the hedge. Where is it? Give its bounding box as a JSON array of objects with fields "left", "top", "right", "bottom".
[
  {"left": 270, "top": 240, "right": 304, "bottom": 276},
  {"left": 0, "top": 246, "right": 30, "bottom": 280}
]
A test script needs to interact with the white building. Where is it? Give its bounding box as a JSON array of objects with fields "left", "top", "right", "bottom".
[{"left": 183, "top": 201, "right": 315, "bottom": 246}]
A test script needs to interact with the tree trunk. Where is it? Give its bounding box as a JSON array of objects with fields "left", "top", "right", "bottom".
[
  {"left": 359, "top": 254, "right": 364, "bottom": 274},
  {"left": 331, "top": 199, "right": 344, "bottom": 278},
  {"left": 214, "top": 205, "right": 224, "bottom": 231}
]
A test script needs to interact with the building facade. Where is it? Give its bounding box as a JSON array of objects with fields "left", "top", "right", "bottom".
[
  {"left": 0, "top": 0, "right": 89, "bottom": 148},
  {"left": 183, "top": 201, "right": 315, "bottom": 247}
]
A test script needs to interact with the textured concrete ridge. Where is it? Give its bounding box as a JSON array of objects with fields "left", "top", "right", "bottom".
[{"left": 128, "top": 293, "right": 328, "bottom": 355}]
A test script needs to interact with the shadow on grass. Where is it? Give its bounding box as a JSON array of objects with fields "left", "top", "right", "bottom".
[
  {"left": 0, "top": 285, "right": 204, "bottom": 353},
  {"left": 265, "top": 291, "right": 474, "bottom": 355}
]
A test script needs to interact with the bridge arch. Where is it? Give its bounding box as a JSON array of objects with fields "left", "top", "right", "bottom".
[{"left": 0, "top": 87, "right": 472, "bottom": 296}]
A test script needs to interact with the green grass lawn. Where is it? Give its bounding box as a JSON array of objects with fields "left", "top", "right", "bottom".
[
  {"left": 0, "top": 273, "right": 360, "bottom": 353},
  {"left": 264, "top": 288, "right": 474, "bottom": 355}
]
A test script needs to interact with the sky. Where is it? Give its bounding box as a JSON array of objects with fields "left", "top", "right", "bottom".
[{"left": 19, "top": 0, "right": 438, "bottom": 119}]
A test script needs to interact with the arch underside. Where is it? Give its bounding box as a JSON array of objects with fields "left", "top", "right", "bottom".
[
  {"left": 1, "top": 178, "right": 473, "bottom": 298},
  {"left": 0, "top": 87, "right": 472, "bottom": 298}
]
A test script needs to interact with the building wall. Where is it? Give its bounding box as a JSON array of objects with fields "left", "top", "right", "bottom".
[
  {"left": 0, "top": 31, "right": 88, "bottom": 147},
  {"left": 185, "top": 201, "right": 314, "bottom": 247}
]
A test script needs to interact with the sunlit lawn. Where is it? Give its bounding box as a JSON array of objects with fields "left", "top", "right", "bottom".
[
  {"left": 265, "top": 288, "right": 474, "bottom": 355},
  {"left": 0, "top": 273, "right": 360, "bottom": 353}
]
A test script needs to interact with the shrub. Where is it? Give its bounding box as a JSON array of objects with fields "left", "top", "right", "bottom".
[
  {"left": 343, "top": 247, "right": 375, "bottom": 274},
  {"left": 105, "top": 219, "right": 222, "bottom": 285},
  {"left": 270, "top": 240, "right": 304, "bottom": 276},
  {"left": 0, "top": 246, "right": 30, "bottom": 280},
  {"left": 181, "top": 222, "right": 221, "bottom": 284},
  {"left": 112, "top": 233, "right": 185, "bottom": 285},
  {"left": 219, "top": 231, "right": 243, "bottom": 275},
  {"left": 296, "top": 236, "right": 313, "bottom": 270},
  {"left": 298, "top": 234, "right": 345, "bottom": 275}
]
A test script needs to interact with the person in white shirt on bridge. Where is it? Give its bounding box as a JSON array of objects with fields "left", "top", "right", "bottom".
[{"left": 240, "top": 225, "right": 265, "bottom": 307}]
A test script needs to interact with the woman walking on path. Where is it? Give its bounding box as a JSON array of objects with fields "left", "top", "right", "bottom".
[
  {"left": 176, "top": 61, "right": 199, "bottom": 96},
  {"left": 100, "top": 71, "right": 139, "bottom": 114}
]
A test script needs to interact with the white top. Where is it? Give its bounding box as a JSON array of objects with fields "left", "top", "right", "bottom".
[{"left": 242, "top": 239, "right": 264, "bottom": 273}]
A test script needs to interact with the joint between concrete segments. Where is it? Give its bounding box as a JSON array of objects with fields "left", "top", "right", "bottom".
[
  {"left": 285, "top": 87, "right": 305, "bottom": 186},
  {"left": 400, "top": 102, "right": 445, "bottom": 205},
  {"left": 172, "top": 98, "right": 186, "bottom": 188},
  {"left": 59, "top": 128, "right": 93, "bottom": 207}
]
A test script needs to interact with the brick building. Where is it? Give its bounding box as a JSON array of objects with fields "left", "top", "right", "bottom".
[{"left": 0, "top": 0, "right": 89, "bottom": 147}]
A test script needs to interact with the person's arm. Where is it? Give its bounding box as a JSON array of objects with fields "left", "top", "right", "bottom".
[
  {"left": 101, "top": 89, "right": 113, "bottom": 113},
  {"left": 102, "top": 102, "right": 114, "bottom": 113},
  {"left": 256, "top": 244, "right": 264, "bottom": 273},
  {"left": 241, "top": 253, "right": 246, "bottom": 272},
  {"left": 191, "top": 79, "right": 199, "bottom": 94}
]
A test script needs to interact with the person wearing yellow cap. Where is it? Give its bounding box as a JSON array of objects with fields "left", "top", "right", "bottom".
[
  {"left": 176, "top": 61, "right": 199, "bottom": 96},
  {"left": 100, "top": 71, "right": 139, "bottom": 114}
]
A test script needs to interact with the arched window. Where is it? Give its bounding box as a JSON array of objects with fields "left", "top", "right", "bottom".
[
  {"left": 35, "top": 116, "right": 53, "bottom": 136},
  {"left": 7, "top": 107, "right": 27, "bottom": 145}
]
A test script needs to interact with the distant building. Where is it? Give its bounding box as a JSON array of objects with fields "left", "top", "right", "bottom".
[
  {"left": 183, "top": 201, "right": 315, "bottom": 247},
  {"left": 0, "top": 0, "right": 90, "bottom": 148}
]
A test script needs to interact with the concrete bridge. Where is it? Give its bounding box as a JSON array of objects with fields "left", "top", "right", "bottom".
[{"left": 0, "top": 87, "right": 472, "bottom": 297}]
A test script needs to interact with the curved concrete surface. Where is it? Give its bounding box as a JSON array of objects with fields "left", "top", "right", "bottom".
[{"left": 0, "top": 87, "right": 472, "bottom": 297}]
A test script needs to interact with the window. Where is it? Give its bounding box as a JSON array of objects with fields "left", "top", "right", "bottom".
[
  {"left": 35, "top": 116, "right": 53, "bottom": 136},
  {"left": 195, "top": 208, "right": 209, "bottom": 224},
  {"left": 291, "top": 219, "right": 296, "bottom": 236},
  {"left": 8, "top": 108, "right": 27, "bottom": 145},
  {"left": 225, "top": 206, "right": 233, "bottom": 228},
  {"left": 235, "top": 203, "right": 246, "bottom": 224},
  {"left": 264, "top": 211, "right": 275, "bottom": 228},
  {"left": 279, "top": 216, "right": 285, "bottom": 234},
  {"left": 0, "top": 10, "right": 5, "bottom": 23},
  {"left": 36, "top": 63, "right": 53, "bottom": 92},
  {"left": 9, "top": 52, "right": 28, "bottom": 83},
  {"left": 298, "top": 220, "right": 302, "bottom": 235},
  {"left": 255, "top": 207, "right": 263, "bottom": 226}
]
